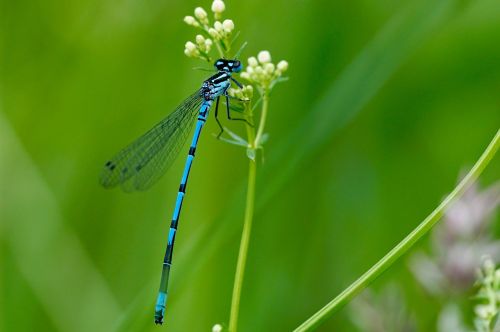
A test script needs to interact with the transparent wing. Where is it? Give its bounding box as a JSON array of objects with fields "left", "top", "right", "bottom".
[{"left": 100, "top": 91, "right": 204, "bottom": 191}]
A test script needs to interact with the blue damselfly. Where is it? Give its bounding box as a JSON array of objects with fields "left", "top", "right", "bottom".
[{"left": 100, "top": 59, "right": 246, "bottom": 324}]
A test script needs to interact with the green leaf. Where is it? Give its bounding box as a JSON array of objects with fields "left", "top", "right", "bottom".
[{"left": 246, "top": 148, "right": 256, "bottom": 161}]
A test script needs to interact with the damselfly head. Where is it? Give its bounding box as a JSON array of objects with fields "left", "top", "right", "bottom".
[{"left": 214, "top": 59, "right": 242, "bottom": 73}]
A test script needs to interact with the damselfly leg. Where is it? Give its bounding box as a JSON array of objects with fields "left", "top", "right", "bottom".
[{"left": 225, "top": 95, "right": 253, "bottom": 127}]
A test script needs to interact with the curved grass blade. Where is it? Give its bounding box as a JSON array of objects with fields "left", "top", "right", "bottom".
[{"left": 100, "top": 91, "right": 203, "bottom": 191}]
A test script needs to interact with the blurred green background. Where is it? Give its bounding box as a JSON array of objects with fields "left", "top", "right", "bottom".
[{"left": 1, "top": 0, "right": 499, "bottom": 331}]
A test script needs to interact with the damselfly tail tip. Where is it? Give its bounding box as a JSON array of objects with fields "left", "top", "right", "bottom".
[
  {"left": 154, "top": 310, "right": 164, "bottom": 325},
  {"left": 155, "top": 293, "right": 167, "bottom": 325}
]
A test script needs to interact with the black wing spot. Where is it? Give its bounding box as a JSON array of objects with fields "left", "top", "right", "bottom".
[{"left": 105, "top": 161, "right": 116, "bottom": 170}]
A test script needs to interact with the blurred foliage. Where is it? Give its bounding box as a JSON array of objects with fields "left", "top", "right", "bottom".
[{"left": 0, "top": 0, "right": 499, "bottom": 331}]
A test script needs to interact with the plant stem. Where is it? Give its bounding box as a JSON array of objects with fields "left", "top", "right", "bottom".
[
  {"left": 294, "top": 129, "right": 500, "bottom": 332},
  {"left": 229, "top": 158, "right": 256, "bottom": 332},
  {"left": 228, "top": 91, "right": 270, "bottom": 332},
  {"left": 215, "top": 40, "right": 224, "bottom": 58},
  {"left": 254, "top": 92, "right": 269, "bottom": 148}
]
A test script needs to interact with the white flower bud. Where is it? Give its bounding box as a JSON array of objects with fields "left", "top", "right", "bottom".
[
  {"left": 194, "top": 7, "right": 208, "bottom": 20},
  {"left": 254, "top": 66, "right": 264, "bottom": 75},
  {"left": 212, "top": 324, "right": 223, "bottom": 332},
  {"left": 184, "top": 47, "right": 199, "bottom": 57},
  {"left": 248, "top": 57, "right": 258, "bottom": 67},
  {"left": 205, "top": 39, "right": 213, "bottom": 47},
  {"left": 184, "top": 16, "right": 197, "bottom": 26},
  {"left": 257, "top": 50, "right": 271, "bottom": 64},
  {"left": 211, "top": 0, "right": 225, "bottom": 14},
  {"left": 277, "top": 60, "right": 289, "bottom": 72},
  {"left": 264, "top": 63, "right": 275, "bottom": 74},
  {"left": 208, "top": 28, "right": 219, "bottom": 38},
  {"left": 222, "top": 19, "right": 234, "bottom": 32},
  {"left": 195, "top": 34, "right": 205, "bottom": 45},
  {"left": 244, "top": 85, "right": 253, "bottom": 98},
  {"left": 240, "top": 72, "right": 250, "bottom": 80},
  {"left": 214, "top": 21, "right": 223, "bottom": 32},
  {"left": 185, "top": 41, "right": 197, "bottom": 52}
]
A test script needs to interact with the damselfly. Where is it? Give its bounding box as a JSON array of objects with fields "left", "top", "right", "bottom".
[{"left": 100, "top": 59, "right": 246, "bottom": 324}]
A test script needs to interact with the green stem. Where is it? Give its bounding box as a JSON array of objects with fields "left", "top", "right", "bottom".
[
  {"left": 294, "top": 129, "right": 500, "bottom": 332},
  {"left": 254, "top": 92, "right": 269, "bottom": 148},
  {"left": 228, "top": 91, "right": 269, "bottom": 332},
  {"left": 215, "top": 40, "right": 224, "bottom": 58},
  {"left": 228, "top": 158, "right": 256, "bottom": 332}
]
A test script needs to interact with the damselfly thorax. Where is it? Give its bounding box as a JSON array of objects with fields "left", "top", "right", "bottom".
[{"left": 201, "top": 59, "right": 242, "bottom": 101}]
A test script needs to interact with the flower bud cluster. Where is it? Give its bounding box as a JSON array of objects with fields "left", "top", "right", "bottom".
[
  {"left": 208, "top": 19, "right": 234, "bottom": 42},
  {"left": 240, "top": 51, "right": 289, "bottom": 90},
  {"left": 473, "top": 258, "right": 500, "bottom": 330},
  {"left": 184, "top": 6, "right": 209, "bottom": 27},
  {"left": 228, "top": 85, "right": 254, "bottom": 101},
  {"left": 184, "top": 34, "right": 213, "bottom": 60},
  {"left": 183, "top": 1, "right": 234, "bottom": 61}
]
